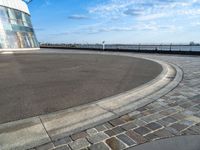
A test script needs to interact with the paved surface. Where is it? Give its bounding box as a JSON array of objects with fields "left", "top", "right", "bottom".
[
  {"left": 0, "top": 53, "right": 162, "bottom": 124},
  {"left": 31, "top": 52, "right": 200, "bottom": 150}
]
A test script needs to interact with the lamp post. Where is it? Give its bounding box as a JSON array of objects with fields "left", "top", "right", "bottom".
[{"left": 102, "top": 41, "right": 105, "bottom": 51}]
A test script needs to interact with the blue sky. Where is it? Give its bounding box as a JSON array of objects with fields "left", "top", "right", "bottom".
[{"left": 29, "top": 0, "right": 200, "bottom": 44}]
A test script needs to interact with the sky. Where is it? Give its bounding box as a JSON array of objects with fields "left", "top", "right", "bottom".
[{"left": 28, "top": 0, "right": 200, "bottom": 44}]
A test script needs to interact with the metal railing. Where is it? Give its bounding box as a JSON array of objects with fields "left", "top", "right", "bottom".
[{"left": 41, "top": 44, "right": 200, "bottom": 53}]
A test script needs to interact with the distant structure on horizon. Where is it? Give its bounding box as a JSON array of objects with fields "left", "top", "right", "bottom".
[{"left": 0, "top": 0, "right": 39, "bottom": 50}]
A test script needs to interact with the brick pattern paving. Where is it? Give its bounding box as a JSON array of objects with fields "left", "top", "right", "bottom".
[{"left": 33, "top": 54, "right": 200, "bottom": 150}]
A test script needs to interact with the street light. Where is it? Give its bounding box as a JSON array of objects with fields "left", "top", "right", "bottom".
[{"left": 102, "top": 41, "right": 105, "bottom": 51}]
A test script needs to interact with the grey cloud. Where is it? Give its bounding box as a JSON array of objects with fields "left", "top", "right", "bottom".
[
  {"left": 124, "top": 9, "right": 143, "bottom": 16},
  {"left": 68, "top": 15, "right": 89, "bottom": 20}
]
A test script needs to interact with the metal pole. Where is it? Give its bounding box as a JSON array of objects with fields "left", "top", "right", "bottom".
[
  {"left": 102, "top": 41, "right": 105, "bottom": 51},
  {"left": 170, "top": 43, "right": 172, "bottom": 52},
  {"left": 190, "top": 45, "right": 192, "bottom": 52},
  {"left": 138, "top": 44, "right": 140, "bottom": 51}
]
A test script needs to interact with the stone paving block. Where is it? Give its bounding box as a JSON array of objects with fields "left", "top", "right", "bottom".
[
  {"left": 157, "top": 120, "right": 169, "bottom": 127},
  {"left": 144, "top": 133, "right": 159, "bottom": 141},
  {"left": 65, "top": 137, "right": 72, "bottom": 144},
  {"left": 117, "top": 134, "right": 136, "bottom": 146},
  {"left": 53, "top": 138, "right": 68, "bottom": 147},
  {"left": 102, "top": 122, "right": 113, "bottom": 129},
  {"left": 140, "top": 113, "right": 164, "bottom": 123},
  {"left": 180, "top": 102, "right": 193, "bottom": 109},
  {"left": 80, "top": 148, "right": 89, "bottom": 150},
  {"left": 120, "top": 115, "right": 134, "bottom": 122},
  {"left": 180, "top": 91, "right": 197, "bottom": 98},
  {"left": 128, "top": 111, "right": 141, "bottom": 118},
  {"left": 182, "top": 128, "right": 199, "bottom": 135},
  {"left": 182, "top": 110, "right": 196, "bottom": 115},
  {"left": 54, "top": 145, "right": 71, "bottom": 150},
  {"left": 106, "top": 137, "right": 126, "bottom": 150},
  {"left": 152, "top": 106, "right": 166, "bottom": 112},
  {"left": 141, "top": 109, "right": 155, "bottom": 116},
  {"left": 109, "top": 118, "right": 126, "bottom": 126},
  {"left": 191, "top": 94, "right": 200, "bottom": 101},
  {"left": 111, "top": 126, "right": 126, "bottom": 134},
  {"left": 36, "top": 142, "right": 54, "bottom": 150},
  {"left": 194, "top": 104, "right": 200, "bottom": 109},
  {"left": 169, "top": 123, "right": 188, "bottom": 132},
  {"left": 126, "top": 130, "right": 147, "bottom": 144},
  {"left": 174, "top": 106, "right": 186, "bottom": 112},
  {"left": 165, "top": 127, "right": 181, "bottom": 136},
  {"left": 87, "top": 132, "right": 109, "bottom": 144},
  {"left": 188, "top": 106, "right": 200, "bottom": 112},
  {"left": 104, "top": 129, "right": 116, "bottom": 137},
  {"left": 179, "top": 120, "right": 195, "bottom": 126},
  {"left": 161, "top": 116, "right": 178, "bottom": 125},
  {"left": 194, "top": 112, "right": 200, "bottom": 118},
  {"left": 154, "top": 129, "right": 174, "bottom": 138},
  {"left": 171, "top": 113, "right": 186, "bottom": 120},
  {"left": 69, "top": 138, "right": 90, "bottom": 150},
  {"left": 71, "top": 131, "right": 88, "bottom": 141},
  {"left": 136, "top": 107, "right": 148, "bottom": 112},
  {"left": 149, "top": 102, "right": 162, "bottom": 109},
  {"left": 168, "top": 102, "right": 179, "bottom": 107},
  {"left": 86, "top": 128, "right": 98, "bottom": 136},
  {"left": 188, "top": 126, "right": 200, "bottom": 133},
  {"left": 89, "top": 142, "right": 109, "bottom": 150},
  {"left": 121, "top": 122, "right": 137, "bottom": 131},
  {"left": 133, "top": 119, "right": 147, "bottom": 126},
  {"left": 192, "top": 99, "right": 200, "bottom": 105},
  {"left": 157, "top": 99, "right": 168, "bottom": 106},
  {"left": 159, "top": 108, "right": 177, "bottom": 116},
  {"left": 145, "top": 122, "right": 162, "bottom": 130},
  {"left": 134, "top": 126, "right": 151, "bottom": 135},
  {"left": 185, "top": 115, "right": 200, "bottom": 123}
]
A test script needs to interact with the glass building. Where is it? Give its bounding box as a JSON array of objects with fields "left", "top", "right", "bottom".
[{"left": 0, "top": 0, "right": 39, "bottom": 49}]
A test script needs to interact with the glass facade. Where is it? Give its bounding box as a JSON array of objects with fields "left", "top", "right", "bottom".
[{"left": 0, "top": 5, "right": 39, "bottom": 49}]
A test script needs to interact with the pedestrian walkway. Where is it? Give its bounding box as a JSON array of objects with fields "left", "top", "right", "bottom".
[{"left": 33, "top": 53, "right": 200, "bottom": 150}]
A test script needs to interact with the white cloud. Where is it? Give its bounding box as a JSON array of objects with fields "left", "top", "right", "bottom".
[
  {"left": 89, "top": 0, "right": 200, "bottom": 21},
  {"left": 191, "top": 22, "right": 200, "bottom": 26}
]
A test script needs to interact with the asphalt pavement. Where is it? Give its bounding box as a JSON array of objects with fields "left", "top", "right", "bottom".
[{"left": 0, "top": 53, "right": 162, "bottom": 124}]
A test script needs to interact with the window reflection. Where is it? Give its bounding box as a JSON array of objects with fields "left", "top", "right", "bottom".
[{"left": 0, "top": 5, "right": 38, "bottom": 49}]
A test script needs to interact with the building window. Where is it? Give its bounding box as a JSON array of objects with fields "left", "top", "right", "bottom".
[{"left": 0, "top": 5, "right": 38, "bottom": 49}]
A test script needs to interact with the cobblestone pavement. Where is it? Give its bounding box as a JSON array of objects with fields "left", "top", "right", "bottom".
[{"left": 32, "top": 53, "right": 200, "bottom": 150}]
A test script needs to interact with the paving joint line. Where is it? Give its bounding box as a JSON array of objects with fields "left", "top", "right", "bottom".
[
  {"left": 95, "top": 103, "right": 119, "bottom": 116},
  {"left": 38, "top": 117, "right": 54, "bottom": 146}
]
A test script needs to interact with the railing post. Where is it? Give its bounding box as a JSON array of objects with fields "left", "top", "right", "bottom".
[
  {"left": 190, "top": 45, "right": 192, "bottom": 52},
  {"left": 138, "top": 44, "right": 140, "bottom": 51},
  {"left": 102, "top": 41, "right": 105, "bottom": 51},
  {"left": 170, "top": 44, "right": 172, "bottom": 52}
]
